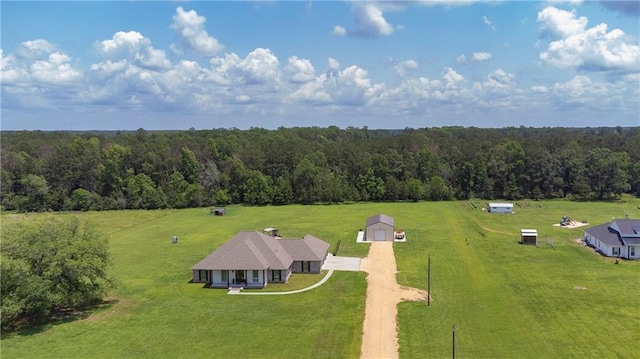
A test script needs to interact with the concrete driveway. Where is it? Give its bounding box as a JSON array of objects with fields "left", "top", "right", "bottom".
[{"left": 322, "top": 254, "right": 361, "bottom": 271}]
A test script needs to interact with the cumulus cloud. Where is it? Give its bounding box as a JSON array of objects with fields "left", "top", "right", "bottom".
[
  {"left": 335, "top": 2, "right": 394, "bottom": 38},
  {"left": 537, "top": 6, "right": 640, "bottom": 73},
  {"left": 170, "top": 7, "right": 224, "bottom": 56},
  {"left": 538, "top": 6, "right": 588, "bottom": 38},
  {"left": 98, "top": 31, "right": 172, "bottom": 71},
  {"left": 395, "top": 59, "right": 418, "bottom": 76},
  {"left": 442, "top": 67, "right": 465, "bottom": 86},
  {"left": 456, "top": 54, "right": 467, "bottom": 64},
  {"left": 289, "top": 63, "right": 384, "bottom": 106},
  {"left": 284, "top": 56, "right": 316, "bottom": 83},
  {"left": 472, "top": 52, "right": 493, "bottom": 61}
]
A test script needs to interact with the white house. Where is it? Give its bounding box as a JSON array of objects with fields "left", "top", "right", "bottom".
[
  {"left": 488, "top": 202, "right": 513, "bottom": 213},
  {"left": 583, "top": 219, "right": 640, "bottom": 259},
  {"left": 191, "top": 231, "right": 329, "bottom": 288}
]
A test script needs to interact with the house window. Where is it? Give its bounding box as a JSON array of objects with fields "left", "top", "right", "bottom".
[
  {"left": 631, "top": 247, "right": 636, "bottom": 256},
  {"left": 302, "top": 261, "right": 310, "bottom": 272},
  {"left": 612, "top": 247, "right": 620, "bottom": 256},
  {"left": 221, "top": 270, "right": 228, "bottom": 282},
  {"left": 199, "top": 270, "right": 209, "bottom": 282},
  {"left": 272, "top": 270, "right": 281, "bottom": 282},
  {"left": 253, "top": 270, "right": 259, "bottom": 282}
]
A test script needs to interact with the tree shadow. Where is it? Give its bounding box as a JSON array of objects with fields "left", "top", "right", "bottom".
[{"left": 1, "top": 299, "right": 119, "bottom": 338}]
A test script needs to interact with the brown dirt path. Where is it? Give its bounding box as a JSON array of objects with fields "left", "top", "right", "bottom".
[{"left": 359, "top": 242, "right": 428, "bottom": 359}]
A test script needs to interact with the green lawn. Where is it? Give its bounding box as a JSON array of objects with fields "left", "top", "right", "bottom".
[{"left": 2, "top": 199, "right": 639, "bottom": 358}]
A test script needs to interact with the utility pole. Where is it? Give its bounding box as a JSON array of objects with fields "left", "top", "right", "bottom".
[
  {"left": 427, "top": 254, "right": 431, "bottom": 306},
  {"left": 452, "top": 324, "right": 457, "bottom": 359}
]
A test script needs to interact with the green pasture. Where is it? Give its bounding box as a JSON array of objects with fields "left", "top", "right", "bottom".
[{"left": 2, "top": 198, "right": 639, "bottom": 358}]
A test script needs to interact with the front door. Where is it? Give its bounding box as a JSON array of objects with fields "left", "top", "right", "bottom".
[
  {"left": 235, "top": 270, "right": 246, "bottom": 284},
  {"left": 374, "top": 229, "right": 386, "bottom": 241}
]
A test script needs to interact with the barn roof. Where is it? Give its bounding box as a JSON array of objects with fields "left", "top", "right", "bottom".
[{"left": 366, "top": 214, "right": 394, "bottom": 227}]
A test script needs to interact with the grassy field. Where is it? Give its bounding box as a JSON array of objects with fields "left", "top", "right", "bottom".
[{"left": 2, "top": 199, "right": 639, "bottom": 358}]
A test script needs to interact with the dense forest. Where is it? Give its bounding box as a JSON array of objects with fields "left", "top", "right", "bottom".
[{"left": 1, "top": 126, "right": 638, "bottom": 212}]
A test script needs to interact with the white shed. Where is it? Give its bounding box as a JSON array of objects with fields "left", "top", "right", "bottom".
[
  {"left": 488, "top": 202, "right": 513, "bottom": 213},
  {"left": 520, "top": 229, "right": 538, "bottom": 245},
  {"left": 365, "top": 214, "right": 395, "bottom": 241}
]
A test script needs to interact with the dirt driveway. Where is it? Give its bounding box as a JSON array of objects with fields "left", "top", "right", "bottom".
[{"left": 359, "top": 242, "right": 428, "bottom": 359}]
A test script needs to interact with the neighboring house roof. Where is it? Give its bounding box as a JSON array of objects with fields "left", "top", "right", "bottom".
[
  {"left": 192, "top": 231, "right": 329, "bottom": 271},
  {"left": 366, "top": 214, "right": 394, "bottom": 227},
  {"left": 585, "top": 219, "right": 640, "bottom": 246}
]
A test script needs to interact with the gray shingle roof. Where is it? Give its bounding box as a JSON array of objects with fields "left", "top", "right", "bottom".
[
  {"left": 278, "top": 235, "right": 329, "bottom": 261},
  {"left": 584, "top": 219, "right": 640, "bottom": 246},
  {"left": 366, "top": 214, "right": 394, "bottom": 227},
  {"left": 191, "top": 231, "right": 329, "bottom": 271}
]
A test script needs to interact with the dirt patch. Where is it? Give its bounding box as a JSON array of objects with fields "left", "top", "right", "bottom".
[
  {"left": 359, "top": 242, "right": 428, "bottom": 359},
  {"left": 480, "top": 226, "right": 512, "bottom": 236},
  {"left": 574, "top": 286, "right": 588, "bottom": 290},
  {"left": 84, "top": 298, "right": 136, "bottom": 322},
  {"left": 553, "top": 221, "right": 588, "bottom": 229}
]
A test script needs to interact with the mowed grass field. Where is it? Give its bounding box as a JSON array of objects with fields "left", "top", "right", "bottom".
[{"left": 2, "top": 199, "right": 640, "bottom": 358}]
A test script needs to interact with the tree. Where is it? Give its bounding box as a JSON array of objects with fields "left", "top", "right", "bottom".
[
  {"left": 425, "top": 175, "right": 451, "bottom": 201},
  {"left": 180, "top": 146, "right": 200, "bottom": 185},
  {"left": 1, "top": 217, "right": 113, "bottom": 329},
  {"left": 243, "top": 170, "right": 273, "bottom": 205}
]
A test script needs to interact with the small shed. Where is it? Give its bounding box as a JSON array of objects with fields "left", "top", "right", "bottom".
[
  {"left": 488, "top": 202, "right": 513, "bottom": 213},
  {"left": 521, "top": 229, "right": 538, "bottom": 245},
  {"left": 211, "top": 207, "right": 226, "bottom": 216},
  {"left": 365, "top": 214, "right": 395, "bottom": 241},
  {"left": 263, "top": 227, "right": 280, "bottom": 237}
]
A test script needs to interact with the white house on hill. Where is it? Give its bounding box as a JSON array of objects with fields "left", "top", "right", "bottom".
[{"left": 583, "top": 219, "right": 640, "bottom": 259}]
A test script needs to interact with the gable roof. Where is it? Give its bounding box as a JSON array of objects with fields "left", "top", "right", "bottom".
[
  {"left": 585, "top": 219, "right": 640, "bottom": 246},
  {"left": 191, "top": 231, "right": 292, "bottom": 271},
  {"left": 278, "top": 235, "right": 330, "bottom": 261},
  {"left": 191, "top": 231, "right": 330, "bottom": 271},
  {"left": 366, "top": 214, "right": 394, "bottom": 227}
]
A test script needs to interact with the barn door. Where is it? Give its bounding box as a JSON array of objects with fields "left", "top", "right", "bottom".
[{"left": 374, "top": 229, "right": 386, "bottom": 241}]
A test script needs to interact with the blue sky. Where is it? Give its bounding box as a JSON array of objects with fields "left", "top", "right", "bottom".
[{"left": 1, "top": 1, "right": 639, "bottom": 130}]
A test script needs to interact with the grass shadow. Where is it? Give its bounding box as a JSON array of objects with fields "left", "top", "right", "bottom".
[{"left": 1, "top": 299, "right": 119, "bottom": 338}]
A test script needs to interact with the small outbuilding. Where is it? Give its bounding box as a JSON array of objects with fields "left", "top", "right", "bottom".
[
  {"left": 520, "top": 229, "right": 538, "bottom": 245},
  {"left": 211, "top": 207, "right": 226, "bottom": 216},
  {"left": 488, "top": 202, "right": 514, "bottom": 213},
  {"left": 365, "top": 214, "right": 395, "bottom": 241}
]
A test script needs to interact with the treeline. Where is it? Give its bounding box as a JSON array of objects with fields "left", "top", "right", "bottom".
[{"left": 1, "top": 126, "right": 638, "bottom": 212}]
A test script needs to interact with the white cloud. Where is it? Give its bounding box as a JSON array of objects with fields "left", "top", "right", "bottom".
[
  {"left": 538, "top": 6, "right": 640, "bottom": 73},
  {"left": 456, "top": 54, "right": 467, "bottom": 63},
  {"left": 289, "top": 63, "right": 384, "bottom": 106},
  {"left": 284, "top": 56, "right": 316, "bottom": 83},
  {"left": 442, "top": 67, "right": 465, "bottom": 86},
  {"left": 538, "top": 7, "right": 587, "bottom": 37},
  {"left": 99, "top": 31, "right": 172, "bottom": 71},
  {"left": 472, "top": 52, "right": 493, "bottom": 61},
  {"left": 336, "top": 2, "right": 395, "bottom": 38},
  {"left": 332, "top": 25, "right": 347, "bottom": 36},
  {"left": 170, "top": 7, "right": 224, "bottom": 56},
  {"left": 483, "top": 16, "right": 496, "bottom": 32},
  {"left": 395, "top": 59, "right": 418, "bottom": 76}
]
